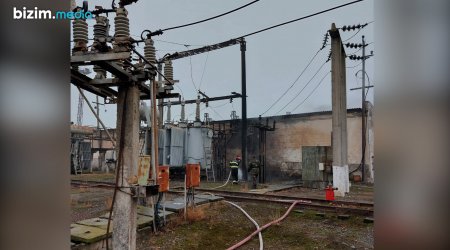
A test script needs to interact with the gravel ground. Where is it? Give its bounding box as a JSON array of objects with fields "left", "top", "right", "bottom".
[{"left": 71, "top": 187, "right": 113, "bottom": 222}]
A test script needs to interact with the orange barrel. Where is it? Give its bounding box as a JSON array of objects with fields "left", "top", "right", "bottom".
[
  {"left": 158, "top": 165, "right": 169, "bottom": 192},
  {"left": 186, "top": 163, "right": 200, "bottom": 188}
]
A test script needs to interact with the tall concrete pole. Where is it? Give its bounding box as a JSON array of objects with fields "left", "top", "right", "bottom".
[
  {"left": 330, "top": 23, "right": 349, "bottom": 196},
  {"left": 361, "top": 35, "right": 366, "bottom": 182},
  {"left": 151, "top": 78, "right": 159, "bottom": 182},
  {"left": 240, "top": 39, "right": 248, "bottom": 181},
  {"left": 157, "top": 63, "right": 164, "bottom": 128},
  {"left": 113, "top": 85, "right": 140, "bottom": 249}
]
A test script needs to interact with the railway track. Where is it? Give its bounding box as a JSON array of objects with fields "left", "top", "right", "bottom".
[
  {"left": 71, "top": 180, "right": 373, "bottom": 216},
  {"left": 169, "top": 188, "right": 373, "bottom": 216}
]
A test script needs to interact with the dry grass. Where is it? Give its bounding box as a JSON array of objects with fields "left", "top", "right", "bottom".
[{"left": 186, "top": 206, "right": 206, "bottom": 222}]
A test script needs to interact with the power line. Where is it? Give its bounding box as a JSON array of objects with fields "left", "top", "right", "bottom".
[
  {"left": 210, "top": 100, "right": 229, "bottom": 109},
  {"left": 275, "top": 60, "right": 328, "bottom": 115},
  {"left": 208, "top": 105, "right": 224, "bottom": 120},
  {"left": 154, "top": 39, "right": 206, "bottom": 47},
  {"left": 260, "top": 48, "right": 322, "bottom": 116},
  {"left": 161, "top": 0, "right": 261, "bottom": 32},
  {"left": 291, "top": 71, "right": 330, "bottom": 113},
  {"left": 347, "top": 61, "right": 362, "bottom": 69},
  {"left": 198, "top": 52, "right": 210, "bottom": 91},
  {"left": 188, "top": 56, "right": 198, "bottom": 91},
  {"left": 239, "top": 0, "right": 365, "bottom": 38},
  {"left": 157, "top": 0, "right": 364, "bottom": 49}
]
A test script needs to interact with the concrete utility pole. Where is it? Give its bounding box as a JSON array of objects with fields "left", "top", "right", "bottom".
[
  {"left": 113, "top": 85, "right": 140, "bottom": 249},
  {"left": 360, "top": 35, "right": 366, "bottom": 182},
  {"left": 330, "top": 23, "right": 349, "bottom": 197},
  {"left": 157, "top": 63, "right": 164, "bottom": 128},
  {"left": 151, "top": 78, "right": 159, "bottom": 182},
  {"left": 240, "top": 39, "right": 248, "bottom": 181}
]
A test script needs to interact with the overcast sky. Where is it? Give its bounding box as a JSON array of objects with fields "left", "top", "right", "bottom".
[{"left": 71, "top": 0, "right": 374, "bottom": 128}]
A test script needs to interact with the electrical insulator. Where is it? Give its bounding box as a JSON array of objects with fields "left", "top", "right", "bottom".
[
  {"left": 93, "top": 15, "right": 110, "bottom": 52},
  {"left": 180, "top": 101, "right": 186, "bottom": 122},
  {"left": 93, "top": 16, "right": 109, "bottom": 79},
  {"left": 144, "top": 38, "right": 156, "bottom": 69},
  {"left": 166, "top": 101, "right": 172, "bottom": 123},
  {"left": 72, "top": 18, "right": 88, "bottom": 52},
  {"left": 164, "top": 59, "right": 174, "bottom": 84},
  {"left": 342, "top": 25, "right": 347, "bottom": 31},
  {"left": 113, "top": 7, "right": 131, "bottom": 70},
  {"left": 195, "top": 96, "right": 201, "bottom": 122}
]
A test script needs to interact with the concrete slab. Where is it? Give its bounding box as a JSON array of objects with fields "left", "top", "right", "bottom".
[
  {"left": 76, "top": 217, "right": 111, "bottom": 230},
  {"left": 71, "top": 223, "right": 108, "bottom": 244},
  {"left": 162, "top": 200, "right": 186, "bottom": 212},
  {"left": 137, "top": 206, "right": 174, "bottom": 217},
  {"left": 136, "top": 214, "right": 153, "bottom": 229}
]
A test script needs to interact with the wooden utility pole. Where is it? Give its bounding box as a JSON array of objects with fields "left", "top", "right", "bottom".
[
  {"left": 113, "top": 85, "right": 140, "bottom": 249},
  {"left": 330, "top": 23, "right": 349, "bottom": 197}
]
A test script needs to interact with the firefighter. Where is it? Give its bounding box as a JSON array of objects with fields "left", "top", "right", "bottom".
[
  {"left": 229, "top": 158, "right": 239, "bottom": 184},
  {"left": 248, "top": 156, "right": 260, "bottom": 189}
]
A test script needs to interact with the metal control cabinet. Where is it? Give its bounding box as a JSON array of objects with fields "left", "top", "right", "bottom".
[
  {"left": 185, "top": 163, "right": 200, "bottom": 188},
  {"left": 157, "top": 165, "right": 170, "bottom": 192}
]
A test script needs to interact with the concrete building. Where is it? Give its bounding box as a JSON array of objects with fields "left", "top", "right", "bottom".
[{"left": 211, "top": 104, "right": 374, "bottom": 186}]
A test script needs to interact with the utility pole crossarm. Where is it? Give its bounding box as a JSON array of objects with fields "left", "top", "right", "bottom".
[
  {"left": 160, "top": 93, "right": 242, "bottom": 106},
  {"left": 159, "top": 38, "right": 243, "bottom": 62}
]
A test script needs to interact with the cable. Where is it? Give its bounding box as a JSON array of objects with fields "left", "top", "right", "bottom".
[
  {"left": 275, "top": 61, "right": 328, "bottom": 115},
  {"left": 210, "top": 100, "right": 229, "bottom": 109},
  {"left": 291, "top": 71, "right": 330, "bottom": 113},
  {"left": 105, "top": 86, "right": 129, "bottom": 250},
  {"left": 189, "top": 56, "right": 198, "bottom": 91},
  {"left": 346, "top": 61, "right": 362, "bottom": 69},
  {"left": 154, "top": 39, "right": 206, "bottom": 47},
  {"left": 239, "top": 0, "right": 365, "bottom": 38},
  {"left": 198, "top": 52, "right": 210, "bottom": 91},
  {"left": 208, "top": 105, "right": 224, "bottom": 120},
  {"left": 225, "top": 201, "right": 263, "bottom": 250},
  {"left": 260, "top": 49, "right": 322, "bottom": 116},
  {"left": 161, "top": 0, "right": 261, "bottom": 32}
]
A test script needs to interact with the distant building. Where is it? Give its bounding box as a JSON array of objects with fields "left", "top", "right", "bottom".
[{"left": 211, "top": 103, "right": 374, "bottom": 185}]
